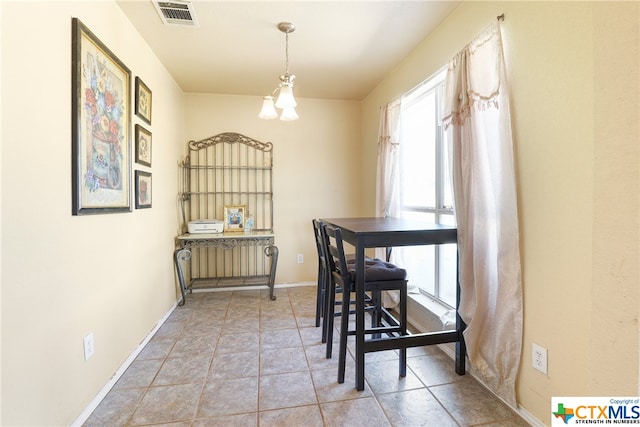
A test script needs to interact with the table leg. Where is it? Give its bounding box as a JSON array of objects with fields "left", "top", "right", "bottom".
[
  {"left": 173, "top": 248, "right": 191, "bottom": 306},
  {"left": 455, "top": 250, "right": 466, "bottom": 374},
  {"left": 355, "top": 242, "right": 366, "bottom": 391},
  {"left": 265, "top": 245, "right": 279, "bottom": 301}
]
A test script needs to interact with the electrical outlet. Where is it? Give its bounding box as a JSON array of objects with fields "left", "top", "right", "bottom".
[
  {"left": 297, "top": 253, "right": 304, "bottom": 264},
  {"left": 83, "top": 333, "right": 95, "bottom": 361},
  {"left": 532, "top": 342, "right": 547, "bottom": 374}
]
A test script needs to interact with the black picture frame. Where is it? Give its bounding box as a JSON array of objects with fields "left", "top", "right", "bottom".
[
  {"left": 135, "top": 124, "right": 152, "bottom": 167},
  {"left": 135, "top": 170, "right": 152, "bottom": 209},
  {"left": 135, "top": 77, "right": 152, "bottom": 125}
]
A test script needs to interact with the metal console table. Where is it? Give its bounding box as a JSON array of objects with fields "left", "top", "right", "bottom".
[{"left": 174, "top": 133, "right": 278, "bottom": 305}]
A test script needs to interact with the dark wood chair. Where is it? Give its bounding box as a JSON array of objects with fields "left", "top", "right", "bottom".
[
  {"left": 312, "top": 219, "right": 328, "bottom": 329},
  {"left": 322, "top": 223, "right": 408, "bottom": 384},
  {"left": 315, "top": 219, "right": 376, "bottom": 357}
]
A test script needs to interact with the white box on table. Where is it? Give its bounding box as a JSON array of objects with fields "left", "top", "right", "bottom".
[{"left": 188, "top": 219, "right": 224, "bottom": 234}]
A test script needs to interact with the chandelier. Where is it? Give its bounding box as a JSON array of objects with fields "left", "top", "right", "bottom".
[{"left": 259, "top": 22, "right": 298, "bottom": 121}]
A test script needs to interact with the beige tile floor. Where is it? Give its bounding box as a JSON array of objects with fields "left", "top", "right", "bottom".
[{"left": 84, "top": 285, "right": 531, "bottom": 426}]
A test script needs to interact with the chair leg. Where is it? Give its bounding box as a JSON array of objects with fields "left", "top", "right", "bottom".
[
  {"left": 337, "top": 286, "right": 351, "bottom": 383},
  {"left": 315, "top": 264, "right": 324, "bottom": 327},
  {"left": 321, "top": 265, "right": 329, "bottom": 343},
  {"left": 324, "top": 275, "right": 337, "bottom": 357},
  {"left": 371, "top": 290, "right": 382, "bottom": 339},
  {"left": 321, "top": 273, "right": 328, "bottom": 343}
]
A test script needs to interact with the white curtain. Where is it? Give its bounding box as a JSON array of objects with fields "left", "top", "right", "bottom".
[
  {"left": 375, "top": 100, "right": 402, "bottom": 221},
  {"left": 374, "top": 100, "right": 407, "bottom": 307},
  {"left": 442, "top": 21, "right": 523, "bottom": 406}
]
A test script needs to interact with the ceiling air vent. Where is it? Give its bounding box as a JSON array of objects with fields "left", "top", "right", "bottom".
[{"left": 153, "top": 1, "right": 199, "bottom": 27}]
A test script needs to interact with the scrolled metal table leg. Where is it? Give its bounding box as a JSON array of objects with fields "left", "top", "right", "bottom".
[
  {"left": 173, "top": 248, "right": 192, "bottom": 306},
  {"left": 264, "top": 245, "right": 279, "bottom": 301}
]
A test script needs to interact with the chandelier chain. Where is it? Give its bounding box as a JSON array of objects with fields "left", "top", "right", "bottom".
[{"left": 284, "top": 31, "right": 289, "bottom": 75}]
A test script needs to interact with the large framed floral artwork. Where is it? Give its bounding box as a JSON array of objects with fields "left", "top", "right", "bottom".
[{"left": 71, "top": 18, "right": 132, "bottom": 215}]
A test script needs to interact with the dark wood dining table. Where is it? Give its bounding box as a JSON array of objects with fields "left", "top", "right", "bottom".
[{"left": 321, "top": 217, "right": 466, "bottom": 390}]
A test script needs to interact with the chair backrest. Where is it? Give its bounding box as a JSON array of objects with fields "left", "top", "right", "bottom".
[
  {"left": 312, "top": 219, "right": 331, "bottom": 289},
  {"left": 323, "top": 223, "right": 408, "bottom": 288},
  {"left": 322, "top": 223, "right": 352, "bottom": 291},
  {"left": 312, "top": 219, "right": 326, "bottom": 265}
]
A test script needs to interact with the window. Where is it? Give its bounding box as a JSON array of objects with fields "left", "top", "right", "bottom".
[{"left": 397, "top": 70, "right": 457, "bottom": 308}]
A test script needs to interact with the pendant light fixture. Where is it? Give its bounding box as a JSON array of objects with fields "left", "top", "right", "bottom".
[{"left": 259, "top": 22, "right": 298, "bottom": 121}]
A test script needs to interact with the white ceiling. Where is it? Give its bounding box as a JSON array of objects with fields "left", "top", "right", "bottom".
[{"left": 117, "top": 1, "right": 460, "bottom": 101}]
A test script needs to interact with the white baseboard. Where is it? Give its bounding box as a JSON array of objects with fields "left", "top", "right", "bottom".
[
  {"left": 516, "top": 406, "right": 547, "bottom": 427},
  {"left": 71, "top": 302, "right": 178, "bottom": 427}
]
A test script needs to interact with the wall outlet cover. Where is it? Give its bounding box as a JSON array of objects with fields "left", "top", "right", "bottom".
[
  {"left": 83, "top": 333, "right": 95, "bottom": 361},
  {"left": 532, "top": 342, "right": 547, "bottom": 375}
]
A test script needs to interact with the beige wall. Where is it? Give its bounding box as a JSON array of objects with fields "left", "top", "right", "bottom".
[
  {"left": 1, "top": 1, "right": 184, "bottom": 424},
  {"left": 361, "top": 2, "right": 639, "bottom": 425},
  {"left": 1, "top": 3, "right": 362, "bottom": 422},
  {"left": 183, "top": 93, "right": 362, "bottom": 284}
]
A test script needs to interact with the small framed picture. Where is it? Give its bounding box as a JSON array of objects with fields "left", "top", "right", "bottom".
[
  {"left": 135, "top": 124, "right": 152, "bottom": 167},
  {"left": 223, "top": 205, "right": 246, "bottom": 232},
  {"left": 135, "top": 77, "right": 152, "bottom": 125},
  {"left": 135, "top": 171, "right": 152, "bottom": 209}
]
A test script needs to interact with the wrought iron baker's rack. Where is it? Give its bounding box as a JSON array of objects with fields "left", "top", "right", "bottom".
[{"left": 174, "top": 132, "right": 278, "bottom": 304}]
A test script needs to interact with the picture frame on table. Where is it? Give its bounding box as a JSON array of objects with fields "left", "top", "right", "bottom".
[
  {"left": 223, "top": 205, "right": 246, "bottom": 232},
  {"left": 71, "top": 18, "right": 131, "bottom": 215},
  {"left": 135, "top": 171, "right": 152, "bottom": 209},
  {"left": 135, "top": 76, "right": 152, "bottom": 125},
  {"left": 134, "top": 124, "right": 152, "bottom": 167}
]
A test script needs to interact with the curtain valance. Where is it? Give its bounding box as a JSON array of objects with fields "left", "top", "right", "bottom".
[{"left": 443, "top": 22, "right": 503, "bottom": 128}]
